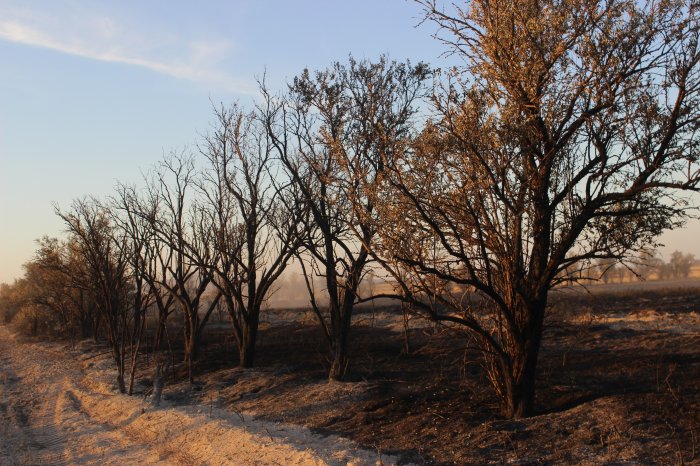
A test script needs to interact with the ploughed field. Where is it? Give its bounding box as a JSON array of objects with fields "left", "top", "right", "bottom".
[{"left": 2, "top": 282, "right": 699, "bottom": 465}]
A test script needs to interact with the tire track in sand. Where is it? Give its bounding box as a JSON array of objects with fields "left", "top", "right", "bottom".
[{"left": 28, "top": 388, "right": 67, "bottom": 466}]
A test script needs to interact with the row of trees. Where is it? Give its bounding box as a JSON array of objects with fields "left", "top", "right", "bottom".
[
  {"left": 2, "top": 0, "right": 699, "bottom": 419},
  {"left": 595, "top": 250, "right": 697, "bottom": 284},
  {"left": 1, "top": 58, "right": 431, "bottom": 392}
]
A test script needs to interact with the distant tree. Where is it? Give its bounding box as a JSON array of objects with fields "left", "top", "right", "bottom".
[
  {"left": 0, "top": 281, "right": 24, "bottom": 324},
  {"left": 657, "top": 260, "right": 673, "bottom": 280},
  {"left": 371, "top": 0, "right": 700, "bottom": 418},
  {"left": 11, "top": 236, "right": 102, "bottom": 340},
  {"left": 633, "top": 249, "right": 664, "bottom": 281},
  {"left": 669, "top": 250, "right": 696, "bottom": 279},
  {"left": 20, "top": 237, "right": 80, "bottom": 335}
]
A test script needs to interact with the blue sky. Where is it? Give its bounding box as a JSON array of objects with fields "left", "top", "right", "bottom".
[
  {"left": 0, "top": 0, "right": 698, "bottom": 283},
  {"left": 0, "top": 0, "right": 446, "bottom": 283}
]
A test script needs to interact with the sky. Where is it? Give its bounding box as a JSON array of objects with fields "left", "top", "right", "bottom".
[{"left": 0, "top": 0, "right": 699, "bottom": 283}]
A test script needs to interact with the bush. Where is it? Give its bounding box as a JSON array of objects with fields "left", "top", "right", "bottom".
[{"left": 11, "top": 305, "right": 61, "bottom": 337}]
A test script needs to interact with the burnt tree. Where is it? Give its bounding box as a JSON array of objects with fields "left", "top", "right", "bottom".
[{"left": 373, "top": 0, "right": 700, "bottom": 417}]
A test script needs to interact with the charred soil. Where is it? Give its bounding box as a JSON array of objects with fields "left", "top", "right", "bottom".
[{"left": 100, "top": 284, "right": 700, "bottom": 464}]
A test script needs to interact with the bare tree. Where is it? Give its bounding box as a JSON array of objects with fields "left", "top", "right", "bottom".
[
  {"left": 146, "top": 154, "right": 221, "bottom": 383},
  {"left": 12, "top": 237, "right": 105, "bottom": 340},
  {"left": 132, "top": 187, "right": 177, "bottom": 352},
  {"left": 111, "top": 183, "right": 160, "bottom": 395},
  {"left": 57, "top": 198, "right": 132, "bottom": 393},
  {"left": 372, "top": 0, "right": 700, "bottom": 417},
  {"left": 199, "top": 103, "right": 306, "bottom": 368},
  {"left": 265, "top": 56, "right": 430, "bottom": 380},
  {"left": 18, "top": 237, "right": 90, "bottom": 337},
  {"left": 0, "top": 280, "right": 26, "bottom": 325}
]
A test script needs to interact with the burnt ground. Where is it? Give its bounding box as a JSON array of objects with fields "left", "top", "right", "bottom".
[{"left": 144, "top": 283, "right": 700, "bottom": 465}]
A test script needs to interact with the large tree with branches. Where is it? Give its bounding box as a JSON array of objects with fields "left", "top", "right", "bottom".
[{"left": 372, "top": 0, "right": 700, "bottom": 418}]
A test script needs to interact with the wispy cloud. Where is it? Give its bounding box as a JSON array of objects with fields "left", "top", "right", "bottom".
[{"left": 0, "top": 5, "right": 254, "bottom": 95}]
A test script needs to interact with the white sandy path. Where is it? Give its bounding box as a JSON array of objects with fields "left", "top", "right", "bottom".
[{"left": 0, "top": 325, "right": 398, "bottom": 465}]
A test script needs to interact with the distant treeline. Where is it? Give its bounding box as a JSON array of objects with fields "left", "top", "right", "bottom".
[{"left": 583, "top": 251, "right": 698, "bottom": 285}]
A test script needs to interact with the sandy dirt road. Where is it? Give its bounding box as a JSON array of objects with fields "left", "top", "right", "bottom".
[
  {"left": 0, "top": 326, "right": 393, "bottom": 465},
  {"left": 0, "top": 325, "right": 162, "bottom": 465}
]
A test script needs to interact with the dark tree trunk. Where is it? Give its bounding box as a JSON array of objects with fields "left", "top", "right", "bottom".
[
  {"left": 78, "top": 291, "right": 92, "bottom": 339},
  {"left": 503, "top": 349, "right": 539, "bottom": 419},
  {"left": 116, "top": 372, "right": 126, "bottom": 394},
  {"left": 154, "top": 315, "right": 166, "bottom": 351},
  {"left": 239, "top": 313, "right": 259, "bottom": 369},
  {"left": 151, "top": 361, "right": 167, "bottom": 407},
  {"left": 91, "top": 314, "right": 102, "bottom": 342},
  {"left": 127, "top": 318, "right": 145, "bottom": 396},
  {"left": 184, "top": 312, "right": 199, "bottom": 384},
  {"left": 114, "top": 345, "right": 127, "bottom": 394},
  {"left": 328, "top": 302, "right": 352, "bottom": 381},
  {"left": 328, "top": 338, "right": 349, "bottom": 381},
  {"left": 80, "top": 316, "right": 92, "bottom": 340},
  {"left": 501, "top": 301, "right": 545, "bottom": 419}
]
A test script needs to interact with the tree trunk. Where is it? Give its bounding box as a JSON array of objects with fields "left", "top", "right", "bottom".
[
  {"left": 151, "top": 361, "right": 167, "bottom": 407},
  {"left": 190, "top": 312, "right": 201, "bottom": 361},
  {"left": 185, "top": 334, "right": 196, "bottom": 384},
  {"left": 501, "top": 302, "right": 545, "bottom": 419},
  {"left": 186, "top": 346, "right": 193, "bottom": 384},
  {"left": 239, "top": 314, "right": 259, "bottom": 369},
  {"left": 116, "top": 363, "right": 126, "bottom": 394},
  {"left": 328, "top": 293, "right": 355, "bottom": 381},
  {"left": 328, "top": 309, "right": 351, "bottom": 381},
  {"left": 503, "top": 353, "right": 538, "bottom": 419},
  {"left": 92, "top": 314, "right": 101, "bottom": 342},
  {"left": 80, "top": 316, "right": 92, "bottom": 340},
  {"left": 184, "top": 311, "right": 199, "bottom": 384},
  {"left": 111, "top": 336, "right": 127, "bottom": 394},
  {"left": 328, "top": 340, "right": 348, "bottom": 381},
  {"left": 127, "top": 356, "right": 138, "bottom": 396},
  {"left": 154, "top": 317, "right": 166, "bottom": 351},
  {"left": 127, "top": 322, "right": 144, "bottom": 396}
]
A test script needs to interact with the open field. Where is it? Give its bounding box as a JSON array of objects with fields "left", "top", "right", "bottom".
[{"left": 2, "top": 281, "right": 699, "bottom": 464}]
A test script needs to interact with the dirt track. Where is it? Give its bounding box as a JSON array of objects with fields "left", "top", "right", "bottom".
[
  {"left": 0, "top": 325, "right": 167, "bottom": 465},
  {"left": 0, "top": 325, "right": 394, "bottom": 465}
]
